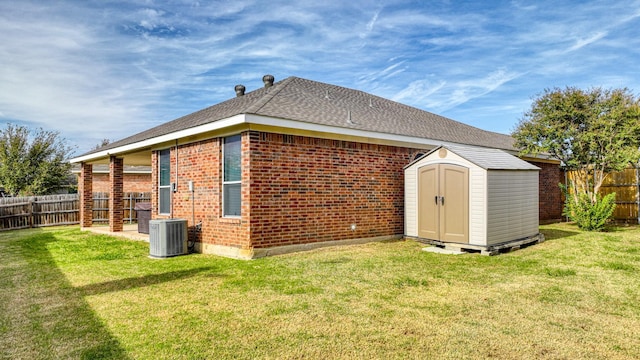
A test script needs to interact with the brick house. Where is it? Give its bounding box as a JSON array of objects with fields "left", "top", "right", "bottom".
[
  {"left": 71, "top": 164, "right": 151, "bottom": 193},
  {"left": 71, "top": 75, "right": 562, "bottom": 259}
]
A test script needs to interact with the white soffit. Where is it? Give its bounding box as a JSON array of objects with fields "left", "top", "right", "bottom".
[{"left": 71, "top": 113, "right": 526, "bottom": 163}]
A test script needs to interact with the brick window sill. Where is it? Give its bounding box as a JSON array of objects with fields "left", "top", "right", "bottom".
[{"left": 220, "top": 217, "right": 241, "bottom": 224}]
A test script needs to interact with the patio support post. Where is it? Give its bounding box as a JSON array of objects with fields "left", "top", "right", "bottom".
[
  {"left": 109, "top": 156, "right": 124, "bottom": 232},
  {"left": 79, "top": 162, "right": 93, "bottom": 228}
]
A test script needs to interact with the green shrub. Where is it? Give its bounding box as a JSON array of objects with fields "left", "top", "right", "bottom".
[{"left": 562, "top": 187, "right": 616, "bottom": 231}]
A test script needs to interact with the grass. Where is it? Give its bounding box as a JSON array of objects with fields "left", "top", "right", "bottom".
[{"left": 0, "top": 223, "right": 639, "bottom": 359}]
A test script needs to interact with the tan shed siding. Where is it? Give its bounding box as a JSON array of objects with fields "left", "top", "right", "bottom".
[
  {"left": 405, "top": 165, "right": 418, "bottom": 237},
  {"left": 407, "top": 150, "right": 481, "bottom": 243},
  {"left": 468, "top": 167, "right": 487, "bottom": 246},
  {"left": 487, "top": 171, "right": 539, "bottom": 245}
]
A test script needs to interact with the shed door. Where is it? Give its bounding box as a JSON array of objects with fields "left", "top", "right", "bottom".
[
  {"left": 418, "top": 166, "right": 438, "bottom": 239},
  {"left": 418, "top": 164, "right": 469, "bottom": 243}
]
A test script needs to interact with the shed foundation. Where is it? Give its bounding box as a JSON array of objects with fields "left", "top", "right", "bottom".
[{"left": 409, "top": 233, "right": 545, "bottom": 256}]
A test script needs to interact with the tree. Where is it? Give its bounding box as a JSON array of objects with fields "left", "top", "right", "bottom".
[
  {"left": 93, "top": 138, "right": 111, "bottom": 150},
  {"left": 0, "top": 124, "right": 75, "bottom": 196},
  {"left": 513, "top": 87, "right": 640, "bottom": 203}
]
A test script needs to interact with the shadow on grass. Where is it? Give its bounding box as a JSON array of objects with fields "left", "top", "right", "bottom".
[
  {"left": 78, "top": 267, "right": 217, "bottom": 296},
  {"left": 540, "top": 228, "right": 580, "bottom": 241},
  {"left": 1, "top": 230, "right": 130, "bottom": 359}
]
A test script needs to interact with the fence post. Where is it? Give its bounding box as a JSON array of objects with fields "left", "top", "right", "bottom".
[
  {"left": 30, "top": 199, "right": 35, "bottom": 229},
  {"left": 0, "top": 194, "right": 80, "bottom": 231},
  {"left": 636, "top": 166, "right": 640, "bottom": 225}
]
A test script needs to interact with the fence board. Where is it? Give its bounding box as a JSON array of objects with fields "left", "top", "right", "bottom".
[
  {"left": 92, "top": 192, "right": 151, "bottom": 224},
  {"left": 567, "top": 167, "right": 640, "bottom": 222},
  {"left": 0, "top": 194, "right": 79, "bottom": 231},
  {"left": 0, "top": 192, "right": 151, "bottom": 231},
  {"left": 92, "top": 192, "right": 109, "bottom": 225}
]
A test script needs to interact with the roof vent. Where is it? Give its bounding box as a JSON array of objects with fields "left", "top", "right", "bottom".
[
  {"left": 262, "top": 74, "right": 275, "bottom": 88},
  {"left": 234, "top": 84, "right": 246, "bottom": 97},
  {"left": 347, "top": 110, "right": 356, "bottom": 125}
]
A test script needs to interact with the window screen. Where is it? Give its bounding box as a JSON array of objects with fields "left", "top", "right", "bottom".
[
  {"left": 158, "top": 149, "right": 171, "bottom": 214},
  {"left": 223, "top": 135, "right": 241, "bottom": 216}
]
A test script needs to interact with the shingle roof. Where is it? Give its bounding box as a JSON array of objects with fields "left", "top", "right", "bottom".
[
  {"left": 439, "top": 145, "right": 539, "bottom": 170},
  {"left": 79, "top": 76, "right": 515, "bottom": 157}
]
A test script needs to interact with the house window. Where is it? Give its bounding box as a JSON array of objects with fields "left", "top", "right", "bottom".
[
  {"left": 158, "top": 149, "right": 171, "bottom": 214},
  {"left": 223, "top": 135, "right": 241, "bottom": 217}
]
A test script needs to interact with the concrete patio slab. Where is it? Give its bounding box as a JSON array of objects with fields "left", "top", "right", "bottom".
[{"left": 81, "top": 224, "right": 149, "bottom": 242}]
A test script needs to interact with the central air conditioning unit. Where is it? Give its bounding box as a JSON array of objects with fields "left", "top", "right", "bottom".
[{"left": 149, "top": 219, "right": 188, "bottom": 258}]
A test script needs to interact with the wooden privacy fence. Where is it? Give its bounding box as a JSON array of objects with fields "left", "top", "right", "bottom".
[
  {"left": 0, "top": 192, "right": 152, "bottom": 231},
  {"left": 566, "top": 167, "right": 640, "bottom": 223},
  {"left": 0, "top": 194, "right": 79, "bottom": 230},
  {"left": 92, "top": 192, "right": 151, "bottom": 224}
]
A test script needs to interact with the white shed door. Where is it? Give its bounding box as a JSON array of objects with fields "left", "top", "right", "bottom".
[{"left": 418, "top": 164, "right": 469, "bottom": 243}]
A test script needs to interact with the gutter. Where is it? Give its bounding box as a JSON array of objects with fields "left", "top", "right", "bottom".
[
  {"left": 70, "top": 114, "right": 246, "bottom": 163},
  {"left": 70, "top": 113, "right": 556, "bottom": 164}
]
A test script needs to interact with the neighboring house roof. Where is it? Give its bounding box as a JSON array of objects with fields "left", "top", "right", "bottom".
[
  {"left": 71, "top": 76, "right": 517, "bottom": 163},
  {"left": 70, "top": 164, "right": 152, "bottom": 174},
  {"left": 407, "top": 145, "right": 540, "bottom": 170}
]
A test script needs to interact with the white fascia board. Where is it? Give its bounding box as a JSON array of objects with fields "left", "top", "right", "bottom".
[
  {"left": 70, "top": 169, "right": 151, "bottom": 174},
  {"left": 70, "top": 114, "right": 247, "bottom": 163},
  {"left": 247, "top": 115, "right": 555, "bottom": 161},
  {"left": 70, "top": 112, "right": 530, "bottom": 163},
  {"left": 244, "top": 114, "right": 461, "bottom": 149}
]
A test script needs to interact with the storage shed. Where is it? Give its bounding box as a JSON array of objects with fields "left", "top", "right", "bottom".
[{"left": 404, "top": 145, "right": 544, "bottom": 254}]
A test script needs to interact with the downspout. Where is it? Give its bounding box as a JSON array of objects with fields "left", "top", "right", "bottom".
[
  {"left": 172, "top": 139, "right": 179, "bottom": 219},
  {"left": 189, "top": 180, "right": 199, "bottom": 252}
]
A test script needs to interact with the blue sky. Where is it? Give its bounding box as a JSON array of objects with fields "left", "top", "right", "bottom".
[{"left": 1, "top": 0, "right": 639, "bottom": 154}]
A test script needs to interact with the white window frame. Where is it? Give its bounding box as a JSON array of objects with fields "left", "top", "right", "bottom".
[
  {"left": 158, "top": 149, "right": 171, "bottom": 215},
  {"left": 222, "top": 135, "right": 242, "bottom": 217}
]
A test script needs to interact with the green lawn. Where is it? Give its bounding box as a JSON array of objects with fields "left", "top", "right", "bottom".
[{"left": 1, "top": 224, "right": 639, "bottom": 359}]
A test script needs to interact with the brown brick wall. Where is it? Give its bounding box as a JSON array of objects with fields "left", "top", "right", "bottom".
[
  {"left": 529, "top": 160, "right": 564, "bottom": 222},
  {"left": 148, "top": 130, "right": 563, "bottom": 253},
  {"left": 79, "top": 163, "right": 92, "bottom": 227},
  {"left": 152, "top": 132, "right": 416, "bottom": 251},
  {"left": 248, "top": 132, "right": 415, "bottom": 248},
  {"left": 151, "top": 151, "right": 159, "bottom": 215},
  {"left": 91, "top": 173, "right": 151, "bottom": 193},
  {"left": 154, "top": 136, "right": 252, "bottom": 250},
  {"left": 109, "top": 156, "right": 124, "bottom": 232}
]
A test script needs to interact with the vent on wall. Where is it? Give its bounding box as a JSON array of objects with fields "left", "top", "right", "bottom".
[{"left": 149, "top": 219, "right": 188, "bottom": 258}]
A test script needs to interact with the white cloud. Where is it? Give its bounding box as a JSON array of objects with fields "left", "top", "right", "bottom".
[
  {"left": 0, "top": 2, "right": 167, "bottom": 151},
  {"left": 360, "top": 9, "right": 381, "bottom": 39},
  {"left": 565, "top": 31, "right": 608, "bottom": 53},
  {"left": 510, "top": 1, "right": 537, "bottom": 11},
  {"left": 392, "top": 79, "right": 447, "bottom": 105},
  {"left": 1, "top": 0, "right": 639, "bottom": 154},
  {"left": 393, "top": 69, "right": 522, "bottom": 112}
]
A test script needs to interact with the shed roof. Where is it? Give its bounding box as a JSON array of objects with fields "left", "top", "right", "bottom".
[
  {"left": 407, "top": 144, "right": 540, "bottom": 170},
  {"left": 74, "top": 76, "right": 517, "bottom": 161}
]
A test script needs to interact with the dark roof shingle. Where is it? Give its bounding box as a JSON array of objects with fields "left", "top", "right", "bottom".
[{"left": 81, "top": 76, "right": 515, "bottom": 157}]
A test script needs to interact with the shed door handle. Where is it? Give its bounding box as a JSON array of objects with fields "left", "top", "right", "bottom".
[
  {"left": 441, "top": 196, "right": 445, "bottom": 205},
  {"left": 435, "top": 196, "right": 438, "bottom": 204}
]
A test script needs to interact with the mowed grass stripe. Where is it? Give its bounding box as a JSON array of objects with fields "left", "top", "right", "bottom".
[{"left": 0, "top": 223, "right": 639, "bottom": 359}]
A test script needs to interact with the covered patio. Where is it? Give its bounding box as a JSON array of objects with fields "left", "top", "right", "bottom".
[
  {"left": 83, "top": 224, "right": 149, "bottom": 242},
  {"left": 75, "top": 148, "right": 153, "bottom": 235}
]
